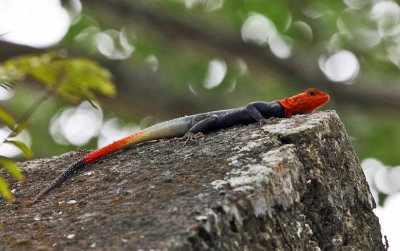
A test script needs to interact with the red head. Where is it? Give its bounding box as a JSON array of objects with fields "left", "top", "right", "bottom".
[{"left": 278, "top": 88, "right": 330, "bottom": 117}]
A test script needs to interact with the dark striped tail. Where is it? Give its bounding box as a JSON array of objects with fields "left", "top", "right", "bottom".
[{"left": 25, "top": 158, "right": 86, "bottom": 205}]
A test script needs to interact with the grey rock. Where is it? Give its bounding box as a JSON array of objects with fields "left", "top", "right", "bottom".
[{"left": 0, "top": 111, "right": 384, "bottom": 250}]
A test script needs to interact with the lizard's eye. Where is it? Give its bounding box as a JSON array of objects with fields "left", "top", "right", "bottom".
[{"left": 308, "top": 91, "right": 315, "bottom": 96}]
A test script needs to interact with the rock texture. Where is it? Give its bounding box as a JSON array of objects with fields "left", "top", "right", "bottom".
[{"left": 0, "top": 111, "right": 384, "bottom": 250}]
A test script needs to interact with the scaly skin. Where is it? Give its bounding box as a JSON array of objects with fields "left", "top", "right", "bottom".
[{"left": 25, "top": 88, "right": 329, "bottom": 205}]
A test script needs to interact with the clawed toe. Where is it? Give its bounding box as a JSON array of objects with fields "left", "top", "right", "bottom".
[
  {"left": 258, "top": 118, "right": 268, "bottom": 125},
  {"left": 192, "top": 132, "right": 205, "bottom": 140},
  {"left": 168, "top": 137, "right": 180, "bottom": 144},
  {"left": 258, "top": 117, "right": 280, "bottom": 125},
  {"left": 183, "top": 132, "right": 205, "bottom": 145},
  {"left": 169, "top": 132, "right": 205, "bottom": 146}
]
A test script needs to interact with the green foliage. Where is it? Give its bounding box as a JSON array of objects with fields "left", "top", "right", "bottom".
[
  {"left": 0, "top": 107, "right": 16, "bottom": 129},
  {"left": 0, "top": 51, "right": 116, "bottom": 104},
  {"left": 0, "top": 176, "right": 12, "bottom": 201},
  {"left": 5, "top": 140, "right": 33, "bottom": 159},
  {"left": 0, "top": 51, "right": 116, "bottom": 201},
  {"left": 0, "top": 157, "right": 24, "bottom": 181},
  {"left": 9, "top": 119, "right": 29, "bottom": 137}
]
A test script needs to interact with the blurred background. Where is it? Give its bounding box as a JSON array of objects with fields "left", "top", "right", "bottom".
[{"left": 0, "top": 0, "right": 399, "bottom": 248}]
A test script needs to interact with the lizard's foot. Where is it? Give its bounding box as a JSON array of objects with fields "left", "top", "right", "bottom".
[
  {"left": 258, "top": 117, "right": 280, "bottom": 125},
  {"left": 182, "top": 132, "right": 205, "bottom": 146},
  {"left": 169, "top": 132, "right": 205, "bottom": 146},
  {"left": 258, "top": 118, "right": 269, "bottom": 125},
  {"left": 168, "top": 137, "right": 180, "bottom": 144},
  {"left": 265, "top": 117, "right": 281, "bottom": 124}
]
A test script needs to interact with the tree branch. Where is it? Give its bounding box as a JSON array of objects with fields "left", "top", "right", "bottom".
[{"left": 91, "top": 0, "right": 400, "bottom": 110}]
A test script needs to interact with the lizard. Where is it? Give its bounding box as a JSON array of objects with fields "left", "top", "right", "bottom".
[{"left": 25, "top": 88, "right": 329, "bottom": 204}]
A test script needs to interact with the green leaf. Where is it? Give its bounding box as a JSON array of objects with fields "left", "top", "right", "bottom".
[
  {"left": 0, "top": 157, "right": 25, "bottom": 181},
  {"left": 0, "top": 107, "right": 16, "bottom": 129},
  {"left": 0, "top": 51, "right": 116, "bottom": 105},
  {"left": 58, "top": 57, "right": 116, "bottom": 97},
  {"left": 0, "top": 176, "right": 13, "bottom": 201},
  {"left": 86, "top": 98, "right": 100, "bottom": 110},
  {"left": 5, "top": 140, "right": 33, "bottom": 159},
  {"left": 9, "top": 119, "right": 30, "bottom": 137}
]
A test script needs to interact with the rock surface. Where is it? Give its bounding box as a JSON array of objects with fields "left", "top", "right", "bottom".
[{"left": 0, "top": 111, "right": 385, "bottom": 250}]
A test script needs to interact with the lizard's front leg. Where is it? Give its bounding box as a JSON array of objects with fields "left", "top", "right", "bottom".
[{"left": 246, "top": 103, "right": 269, "bottom": 124}]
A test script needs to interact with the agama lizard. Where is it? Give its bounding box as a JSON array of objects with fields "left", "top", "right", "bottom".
[{"left": 25, "top": 88, "right": 329, "bottom": 204}]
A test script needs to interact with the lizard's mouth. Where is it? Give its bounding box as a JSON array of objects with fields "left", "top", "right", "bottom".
[{"left": 311, "top": 94, "right": 330, "bottom": 112}]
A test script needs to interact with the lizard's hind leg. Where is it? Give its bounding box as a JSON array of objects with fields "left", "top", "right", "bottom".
[{"left": 170, "top": 114, "right": 218, "bottom": 145}]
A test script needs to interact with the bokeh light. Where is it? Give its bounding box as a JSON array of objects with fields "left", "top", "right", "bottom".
[
  {"left": 0, "top": 88, "right": 15, "bottom": 101},
  {"left": 0, "top": 127, "right": 31, "bottom": 158},
  {"left": 362, "top": 158, "right": 400, "bottom": 249},
  {"left": 96, "top": 29, "right": 134, "bottom": 60},
  {"left": 0, "top": 0, "right": 71, "bottom": 48},
  {"left": 204, "top": 58, "right": 227, "bottom": 89},
  {"left": 241, "top": 13, "right": 292, "bottom": 59},
  {"left": 49, "top": 101, "right": 103, "bottom": 146},
  {"left": 319, "top": 50, "right": 359, "bottom": 83}
]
